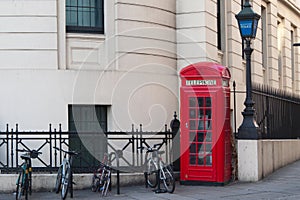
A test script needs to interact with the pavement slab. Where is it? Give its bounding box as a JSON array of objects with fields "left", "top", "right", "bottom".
[{"left": 2, "top": 160, "right": 300, "bottom": 200}]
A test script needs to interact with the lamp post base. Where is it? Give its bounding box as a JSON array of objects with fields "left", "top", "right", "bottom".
[{"left": 238, "top": 111, "right": 261, "bottom": 139}]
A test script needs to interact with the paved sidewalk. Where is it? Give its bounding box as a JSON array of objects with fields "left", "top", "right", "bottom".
[{"left": 1, "top": 160, "right": 300, "bottom": 200}]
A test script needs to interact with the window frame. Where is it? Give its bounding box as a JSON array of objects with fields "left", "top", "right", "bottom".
[{"left": 66, "top": 0, "right": 104, "bottom": 34}]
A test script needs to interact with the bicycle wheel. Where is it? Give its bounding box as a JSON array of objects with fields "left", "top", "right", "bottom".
[
  {"left": 55, "top": 166, "right": 62, "bottom": 193},
  {"left": 146, "top": 159, "right": 157, "bottom": 188},
  {"left": 24, "top": 177, "right": 29, "bottom": 200},
  {"left": 91, "top": 175, "right": 100, "bottom": 192},
  {"left": 61, "top": 165, "right": 71, "bottom": 200},
  {"left": 101, "top": 171, "right": 110, "bottom": 196},
  {"left": 28, "top": 170, "right": 32, "bottom": 196},
  {"left": 161, "top": 165, "right": 175, "bottom": 193},
  {"left": 16, "top": 171, "right": 23, "bottom": 200}
]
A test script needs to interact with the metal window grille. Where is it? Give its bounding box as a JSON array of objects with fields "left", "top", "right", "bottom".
[{"left": 66, "top": 0, "right": 104, "bottom": 34}]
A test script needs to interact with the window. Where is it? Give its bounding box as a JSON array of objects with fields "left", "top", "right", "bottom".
[
  {"left": 66, "top": 0, "right": 104, "bottom": 34},
  {"left": 291, "top": 27, "right": 296, "bottom": 91},
  {"left": 217, "top": 0, "right": 221, "bottom": 50},
  {"left": 217, "top": 0, "right": 226, "bottom": 51},
  {"left": 277, "top": 19, "right": 284, "bottom": 89},
  {"left": 261, "top": 5, "right": 268, "bottom": 85}
]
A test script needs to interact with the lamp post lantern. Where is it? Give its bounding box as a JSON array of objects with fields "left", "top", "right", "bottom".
[{"left": 235, "top": 0, "right": 261, "bottom": 139}]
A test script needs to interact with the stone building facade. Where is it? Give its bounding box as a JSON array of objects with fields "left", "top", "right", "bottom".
[{"left": 0, "top": 0, "right": 299, "bottom": 136}]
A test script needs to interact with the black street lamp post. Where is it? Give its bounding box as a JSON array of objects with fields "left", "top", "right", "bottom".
[{"left": 235, "top": 0, "right": 261, "bottom": 139}]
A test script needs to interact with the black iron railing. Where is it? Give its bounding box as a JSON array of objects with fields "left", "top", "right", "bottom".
[
  {"left": 253, "top": 84, "right": 300, "bottom": 139},
  {"left": 232, "top": 81, "right": 300, "bottom": 139},
  {"left": 0, "top": 124, "right": 173, "bottom": 173}
]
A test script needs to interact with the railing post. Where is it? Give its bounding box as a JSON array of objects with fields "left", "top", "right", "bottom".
[
  {"left": 266, "top": 96, "right": 270, "bottom": 139},
  {"left": 233, "top": 81, "right": 237, "bottom": 137},
  {"left": 12, "top": 127, "right": 15, "bottom": 168},
  {"left": 54, "top": 127, "right": 57, "bottom": 168},
  {"left": 49, "top": 124, "right": 52, "bottom": 168},
  {"left": 59, "top": 124, "right": 62, "bottom": 164},
  {"left": 6, "top": 124, "right": 9, "bottom": 168},
  {"left": 15, "top": 124, "right": 19, "bottom": 168},
  {"left": 165, "top": 124, "right": 169, "bottom": 164},
  {"left": 139, "top": 124, "right": 143, "bottom": 166}
]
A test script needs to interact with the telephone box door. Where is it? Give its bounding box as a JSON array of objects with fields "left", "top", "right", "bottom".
[{"left": 181, "top": 91, "right": 217, "bottom": 181}]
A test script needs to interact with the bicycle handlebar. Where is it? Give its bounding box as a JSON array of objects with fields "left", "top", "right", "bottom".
[{"left": 16, "top": 149, "right": 42, "bottom": 159}]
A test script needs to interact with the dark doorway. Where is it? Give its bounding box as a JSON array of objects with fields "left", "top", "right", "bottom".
[{"left": 68, "top": 105, "right": 108, "bottom": 169}]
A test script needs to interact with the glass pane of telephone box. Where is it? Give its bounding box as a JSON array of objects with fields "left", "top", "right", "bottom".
[
  {"left": 189, "top": 97, "right": 197, "bottom": 107},
  {"left": 198, "top": 120, "right": 204, "bottom": 130},
  {"left": 190, "top": 120, "right": 196, "bottom": 130},
  {"left": 198, "top": 97, "right": 204, "bottom": 107},
  {"left": 189, "top": 109, "right": 196, "bottom": 118},
  {"left": 189, "top": 132, "right": 196, "bottom": 142},
  {"left": 206, "top": 97, "right": 212, "bottom": 107},
  {"left": 198, "top": 155, "right": 204, "bottom": 165},
  {"left": 197, "top": 132, "right": 204, "bottom": 142},
  {"left": 190, "top": 155, "right": 196, "bottom": 165},
  {"left": 206, "top": 132, "right": 212, "bottom": 142},
  {"left": 205, "top": 155, "right": 212, "bottom": 166},
  {"left": 206, "top": 109, "right": 212, "bottom": 119},
  {"left": 190, "top": 143, "right": 196, "bottom": 153}
]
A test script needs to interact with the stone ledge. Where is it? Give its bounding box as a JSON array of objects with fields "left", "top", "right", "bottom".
[{"left": 0, "top": 172, "right": 145, "bottom": 193}]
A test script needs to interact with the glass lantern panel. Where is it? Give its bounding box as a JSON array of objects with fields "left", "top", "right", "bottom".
[{"left": 239, "top": 20, "right": 253, "bottom": 37}]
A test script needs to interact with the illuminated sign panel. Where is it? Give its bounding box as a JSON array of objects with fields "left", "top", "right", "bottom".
[{"left": 186, "top": 80, "right": 217, "bottom": 86}]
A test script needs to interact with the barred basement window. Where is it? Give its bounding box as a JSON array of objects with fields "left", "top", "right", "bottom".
[{"left": 66, "top": 0, "right": 104, "bottom": 34}]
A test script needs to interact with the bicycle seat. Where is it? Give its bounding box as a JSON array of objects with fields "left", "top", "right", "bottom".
[
  {"left": 21, "top": 154, "right": 31, "bottom": 160},
  {"left": 158, "top": 151, "right": 165, "bottom": 155},
  {"left": 68, "top": 151, "right": 78, "bottom": 156}
]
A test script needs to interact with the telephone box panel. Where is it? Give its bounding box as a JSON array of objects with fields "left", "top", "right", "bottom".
[{"left": 180, "top": 62, "right": 231, "bottom": 185}]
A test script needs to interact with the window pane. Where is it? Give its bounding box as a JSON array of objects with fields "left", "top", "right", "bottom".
[
  {"left": 190, "top": 155, "right": 196, "bottom": 165},
  {"left": 91, "top": 0, "right": 96, "bottom": 7},
  {"left": 190, "top": 120, "right": 196, "bottom": 130},
  {"left": 189, "top": 97, "right": 196, "bottom": 107},
  {"left": 189, "top": 109, "right": 196, "bottom": 118},
  {"left": 206, "top": 144, "right": 212, "bottom": 153},
  {"left": 198, "top": 155, "right": 204, "bottom": 165},
  {"left": 198, "top": 143, "right": 204, "bottom": 154},
  {"left": 189, "top": 132, "right": 196, "bottom": 142},
  {"left": 197, "top": 132, "right": 204, "bottom": 142},
  {"left": 206, "top": 109, "right": 211, "bottom": 119},
  {"left": 206, "top": 132, "right": 212, "bottom": 142},
  {"left": 205, "top": 155, "right": 212, "bottom": 166},
  {"left": 198, "top": 97, "right": 204, "bottom": 107},
  {"left": 206, "top": 120, "right": 212, "bottom": 130},
  {"left": 198, "top": 109, "right": 204, "bottom": 119},
  {"left": 190, "top": 143, "right": 196, "bottom": 153},
  {"left": 206, "top": 97, "right": 212, "bottom": 107},
  {"left": 198, "top": 120, "right": 204, "bottom": 130},
  {"left": 91, "top": 9, "right": 96, "bottom": 27}
]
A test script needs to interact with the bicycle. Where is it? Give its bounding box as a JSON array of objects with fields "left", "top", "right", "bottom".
[
  {"left": 54, "top": 147, "right": 78, "bottom": 200},
  {"left": 139, "top": 143, "right": 175, "bottom": 193},
  {"left": 91, "top": 153, "right": 111, "bottom": 197},
  {"left": 16, "top": 148, "right": 42, "bottom": 200}
]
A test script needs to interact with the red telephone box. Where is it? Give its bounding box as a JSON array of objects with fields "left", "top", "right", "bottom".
[{"left": 180, "top": 62, "right": 231, "bottom": 185}]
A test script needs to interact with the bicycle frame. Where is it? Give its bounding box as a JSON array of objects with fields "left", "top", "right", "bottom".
[
  {"left": 61, "top": 154, "right": 71, "bottom": 192},
  {"left": 54, "top": 147, "right": 77, "bottom": 199},
  {"left": 140, "top": 144, "right": 175, "bottom": 193},
  {"left": 91, "top": 153, "right": 111, "bottom": 196},
  {"left": 16, "top": 149, "right": 41, "bottom": 200}
]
